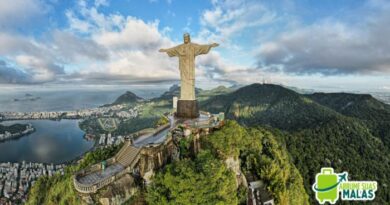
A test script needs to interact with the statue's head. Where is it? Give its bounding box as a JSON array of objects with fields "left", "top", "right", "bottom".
[{"left": 183, "top": 33, "right": 190, "bottom": 44}]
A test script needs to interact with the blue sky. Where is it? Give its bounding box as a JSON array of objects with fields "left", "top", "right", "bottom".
[{"left": 0, "top": 0, "right": 389, "bottom": 92}]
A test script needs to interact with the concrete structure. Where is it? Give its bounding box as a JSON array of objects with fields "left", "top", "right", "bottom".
[
  {"left": 173, "top": 96, "right": 178, "bottom": 110},
  {"left": 73, "top": 112, "right": 224, "bottom": 197},
  {"left": 248, "top": 180, "right": 275, "bottom": 205},
  {"left": 74, "top": 141, "right": 141, "bottom": 194},
  {"left": 176, "top": 100, "right": 199, "bottom": 118}
]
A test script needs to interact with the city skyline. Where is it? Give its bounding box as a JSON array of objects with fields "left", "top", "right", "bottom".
[{"left": 0, "top": 0, "right": 389, "bottom": 92}]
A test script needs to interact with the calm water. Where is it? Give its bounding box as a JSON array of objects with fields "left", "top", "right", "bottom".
[
  {"left": 0, "top": 85, "right": 168, "bottom": 112},
  {"left": 0, "top": 120, "right": 93, "bottom": 164}
]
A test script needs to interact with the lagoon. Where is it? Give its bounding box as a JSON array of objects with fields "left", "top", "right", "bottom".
[{"left": 0, "top": 120, "right": 93, "bottom": 164}]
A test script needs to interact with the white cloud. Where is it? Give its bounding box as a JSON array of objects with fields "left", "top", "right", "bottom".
[
  {"left": 252, "top": 0, "right": 390, "bottom": 76},
  {"left": 0, "top": 0, "right": 261, "bottom": 85},
  {"left": 2, "top": 0, "right": 387, "bottom": 90},
  {"left": 258, "top": 12, "right": 390, "bottom": 75},
  {"left": 0, "top": 30, "right": 108, "bottom": 83},
  {"left": 15, "top": 55, "right": 63, "bottom": 82},
  {"left": 105, "top": 51, "right": 177, "bottom": 78},
  {"left": 94, "top": 0, "right": 109, "bottom": 7},
  {"left": 0, "top": 60, "right": 33, "bottom": 84},
  {"left": 93, "top": 18, "right": 171, "bottom": 51},
  {"left": 0, "top": 1, "right": 180, "bottom": 85},
  {"left": 0, "top": 33, "right": 37, "bottom": 55},
  {"left": 65, "top": 11, "right": 94, "bottom": 33},
  {"left": 51, "top": 30, "right": 108, "bottom": 62},
  {"left": 0, "top": 0, "right": 49, "bottom": 29},
  {"left": 0, "top": 33, "right": 62, "bottom": 83},
  {"left": 196, "top": 51, "right": 248, "bottom": 75},
  {"left": 186, "top": 0, "right": 279, "bottom": 84},
  {"left": 199, "top": 0, "right": 277, "bottom": 43},
  {"left": 62, "top": 2, "right": 180, "bottom": 82}
]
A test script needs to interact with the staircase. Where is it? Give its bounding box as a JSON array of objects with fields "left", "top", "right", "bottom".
[{"left": 116, "top": 143, "right": 141, "bottom": 167}]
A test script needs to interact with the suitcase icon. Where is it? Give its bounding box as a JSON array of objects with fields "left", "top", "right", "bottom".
[{"left": 315, "top": 168, "right": 339, "bottom": 204}]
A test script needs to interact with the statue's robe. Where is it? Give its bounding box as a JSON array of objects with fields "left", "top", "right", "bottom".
[{"left": 164, "top": 43, "right": 213, "bottom": 100}]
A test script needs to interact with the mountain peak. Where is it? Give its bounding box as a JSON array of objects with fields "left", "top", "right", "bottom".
[
  {"left": 112, "top": 91, "right": 143, "bottom": 105},
  {"left": 231, "top": 83, "right": 301, "bottom": 103}
]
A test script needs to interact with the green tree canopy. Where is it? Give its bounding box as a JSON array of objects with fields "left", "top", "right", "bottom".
[
  {"left": 146, "top": 151, "right": 237, "bottom": 205},
  {"left": 203, "top": 121, "right": 309, "bottom": 205}
]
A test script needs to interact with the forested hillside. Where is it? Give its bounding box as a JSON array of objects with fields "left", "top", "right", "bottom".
[
  {"left": 201, "top": 83, "right": 390, "bottom": 203},
  {"left": 201, "top": 84, "right": 341, "bottom": 131},
  {"left": 146, "top": 121, "right": 309, "bottom": 205},
  {"left": 307, "top": 92, "right": 390, "bottom": 147}
]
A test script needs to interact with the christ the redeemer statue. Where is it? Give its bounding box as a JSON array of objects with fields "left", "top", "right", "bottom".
[
  {"left": 159, "top": 33, "right": 219, "bottom": 100},
  {"left": 159, "top": 33, "right": 219, "bottom": 118}
]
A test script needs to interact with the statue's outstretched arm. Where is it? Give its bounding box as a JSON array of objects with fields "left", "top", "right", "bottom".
[
  {"left": 159, "top": 46, "right": 179, "bottom": 57},
  {"left": 195, "top": 43, "right": 219, "bottom": 56},
  {"left": 211, "top": 43, "right": 219, "bottom": 48}
]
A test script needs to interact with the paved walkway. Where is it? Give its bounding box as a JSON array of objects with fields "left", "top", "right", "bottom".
[
  {"left": 78, "top": 164, "right": 124, "bottom": 185},
  {"left": 132, "top": 114, "right": 219, "bottom": 148},
  {"left": 133, "top": 128, "right": 170, "bottom": 148}
]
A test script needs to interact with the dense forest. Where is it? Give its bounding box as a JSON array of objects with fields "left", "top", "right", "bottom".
[
  {"left": 146, "top": 150, "right": 239, "bottom": 204},
  {"left": 307, "top": 92, "right": 390, "bottom": 148},
  {"left": 202, "top": 83, "right": 390, "bottom": 204},
  {"left": 146, "top": 121, "right": 309, "bottom": 205}
]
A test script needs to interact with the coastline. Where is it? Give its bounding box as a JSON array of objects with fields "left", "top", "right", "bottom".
[{"left": 0, "top": 124, "right": 35, "bottom": 142}]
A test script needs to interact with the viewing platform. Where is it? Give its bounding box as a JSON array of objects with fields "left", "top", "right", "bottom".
[
  {"left": 73, "top": 141, "right": 140, "bottom": 194},
  {"left": 73, "top": 111, "right": 225, "bottom": 195}
]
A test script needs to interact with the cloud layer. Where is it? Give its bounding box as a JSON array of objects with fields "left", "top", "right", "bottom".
[
  {"left": 0, "top": 0, "right": 389, "bottom": 91},
  {"left": 0, "top": 60, "right": 32, "bottom": 83},
  {"left": 0, "top": 0, "right": 49, "bottom": 29},
  {"left": 258, "top": 2, "right": 390, "bottom": 75}
]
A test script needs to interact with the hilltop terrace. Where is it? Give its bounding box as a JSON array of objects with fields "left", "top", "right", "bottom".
[{"left": 73, "top": 111, "right": 225, "bottom": 194}]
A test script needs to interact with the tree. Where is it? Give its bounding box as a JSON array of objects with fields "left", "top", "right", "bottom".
[
  {"left": 204, "top": 121, "right": 309, "bottom": 205},
  {"left": 146, "top": 151, "right": 237, "bottom": 205}
]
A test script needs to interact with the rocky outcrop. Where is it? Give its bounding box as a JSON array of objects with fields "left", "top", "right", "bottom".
[
  {"left": 224, "top": 156, "right": 247, "bottom": 188},
  {"left": 98, "top": 174, "right": 138, "bottom": 205}
]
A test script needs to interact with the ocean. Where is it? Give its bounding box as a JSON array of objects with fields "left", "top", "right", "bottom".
[{"left": 0, "top": 84, "right": 168, "bottom": 112}]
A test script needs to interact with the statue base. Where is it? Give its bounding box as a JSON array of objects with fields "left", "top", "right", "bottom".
[{"left": 176, "top": 100, "right": 199, "bottom": 119}]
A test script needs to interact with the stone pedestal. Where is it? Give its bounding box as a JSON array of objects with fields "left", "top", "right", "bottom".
[{"left": 176, "top": 100, "right": 199, "bottom": 119}]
